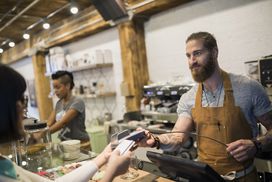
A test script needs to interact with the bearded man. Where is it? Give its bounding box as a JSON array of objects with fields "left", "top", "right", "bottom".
[{"left": 139, "top": 32, "right": 272, "bottom": 182}]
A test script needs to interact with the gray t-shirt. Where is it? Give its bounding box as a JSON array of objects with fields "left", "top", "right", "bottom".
[
  {"left": 55, "top": 96, "right": 89, "bottom": 141},
  {"left": 177, "top": 73, "right": 272, "bottom": 137}
]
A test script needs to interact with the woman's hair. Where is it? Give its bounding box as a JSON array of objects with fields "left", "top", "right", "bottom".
[
  {"left": 51, "top": 70, "right": 75, "bottom": 90},
  {"left": 0, "top": 64, "right": 26, "bottom": 143}
]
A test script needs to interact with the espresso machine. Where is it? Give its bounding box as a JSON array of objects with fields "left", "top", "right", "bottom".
[
  {"left": 245, "top": 56, "right": 272, "bottom": 181},
  {"left": 140, "top": 83, "right": 197, "bottom": 160},
  {"left": 259, "top": 56, "right": 272, "bottom": 100},
  {"left": 245, "top": 55, "right": 272, "bottom": 100}
]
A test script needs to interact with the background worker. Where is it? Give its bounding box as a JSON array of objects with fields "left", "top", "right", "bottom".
[{"left": 47, "top": 70, "right": 90, "bottom": 150}]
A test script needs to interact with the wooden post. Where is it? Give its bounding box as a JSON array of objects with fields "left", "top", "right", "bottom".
[
  {"left": 118, "top": 19, "right": 149, "bottom": 112},
  {"left": 32, "top": 51, "right": 53, "bottom": 120}
]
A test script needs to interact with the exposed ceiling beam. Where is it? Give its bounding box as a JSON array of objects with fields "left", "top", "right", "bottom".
[
  {"left": 0, "top": 0, "right": 193, "bottom": 64},
  {"left": 0, "top": 13, "right": 41, "bottom": 20},
  {"left": 0, "top": 0, "right": 41, "bottom": 33},
  {"left": 26, "top": 3, "right": 70, "bottom": 31},
  {"left": 0, "top": 36, "right": 13, "bottom": 41},
  {"left": 0, "top": 0, "right": 24, "bottom": 23}
]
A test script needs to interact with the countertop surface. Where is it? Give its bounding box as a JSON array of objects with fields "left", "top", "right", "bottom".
[{"left": 90, "top": 167, "right": 173, "bottom": 182}]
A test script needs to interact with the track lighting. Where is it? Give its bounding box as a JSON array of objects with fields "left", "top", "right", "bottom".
[
  {"left": 2, "top": 2, "right": 83, "bottom": 50},
  {"left": 23, "top": 33, "right": 30, "bottom": 39},
  {"left": 42, "top": 22, "right": 50, "bottom": 29},
  {"left": 70, "top": 6, "right": 78, "bottom": 14},
  {"left": 9, "top": 41, "right": 15, "bottom": 47}
]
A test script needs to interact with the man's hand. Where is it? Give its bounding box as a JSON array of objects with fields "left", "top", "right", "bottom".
[
  {"left": 136, "top": 128, "right": 155, "bottom": 148},
  {"left": 226, "top": 139, "right": 256, "bottom": 162}
]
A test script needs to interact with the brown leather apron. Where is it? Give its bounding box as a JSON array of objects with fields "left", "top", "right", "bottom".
[{"left": 191, "top": 71, "right": 257, "bottom": 181}]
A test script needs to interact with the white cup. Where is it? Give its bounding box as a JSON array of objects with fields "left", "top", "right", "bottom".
[{"left": 60, "top": 140, "right": 80, "bottom": 160}]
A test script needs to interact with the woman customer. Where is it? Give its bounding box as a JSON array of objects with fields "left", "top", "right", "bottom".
[{"left": 0, "top": 64, "right": 131, "bottom": 182}]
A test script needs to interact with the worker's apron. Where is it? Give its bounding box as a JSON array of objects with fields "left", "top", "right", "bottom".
[{"left": 191, "top": 71, "right": 258, "bottom": 181}]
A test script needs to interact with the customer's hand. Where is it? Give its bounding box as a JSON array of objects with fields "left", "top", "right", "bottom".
[
  {"left": 136, "top": 127, "right": 155, "bottom": 148},
  {"left": 102, "top": 149, "right": 132, "bottom": 182},
  {"left": 93, "top": 143, "right": 112, "bottom": 168},
  {"left": 226, "top": 139, "right": 256, "bottom": 162},
  {"left": 28, "top": 131, "right": 44, "bottom": 145}
]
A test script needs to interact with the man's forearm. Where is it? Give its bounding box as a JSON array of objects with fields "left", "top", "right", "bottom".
[
  {"left": 153, "top": 116, "right": 193, "bottom": 151},
  {"left": 158, "top": 133, "right": 185, "bottom": 151},
  {"left": 256, "top": 110, "right": 272, "bottom": 152},
  {"left": 257, "top": 129, "right": 272, "bottom": 152}
]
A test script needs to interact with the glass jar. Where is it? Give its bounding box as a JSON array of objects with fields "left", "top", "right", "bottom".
[{"left": 23, "top": 119, "right": 52, "bottom": 172}]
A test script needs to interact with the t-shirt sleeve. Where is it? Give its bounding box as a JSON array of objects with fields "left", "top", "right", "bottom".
[
  {"left": 177, "top": 86, "right": 197, "bottom": 119},
  {"left": 250, "top": 80, "right": 272, "bottom": 117},
  {"left": 70, "top": 98, "right": 85, "bottom": 114}
]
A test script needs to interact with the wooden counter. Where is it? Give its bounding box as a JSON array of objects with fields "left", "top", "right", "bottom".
[
  {"left": 90, "top": 167, "right": 173, "bottom": 182},
  {"left": 113, "top": 168, "right": 173, "bottom": 182},
  {"left": 89, "top": 167, "right": 173, "bottom": 182}
]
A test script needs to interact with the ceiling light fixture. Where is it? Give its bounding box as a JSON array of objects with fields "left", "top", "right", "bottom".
[
  {"left": 9, "top": 41, "right": 15, "bottom": 47},
  {"left": 1, "top": 1, "right": 76, "bottom": 50},
  {"left": 0, "top": 48, "right": 3, "bottom": 53},
  {"left": 23, "top": 33, "right": 30, "bottom": 39},
  {"left": 42, "top": 22, "right": 50, "bottom": 29},
  {"left": 70, "top": 6, "right": 78, "bottom": 14}
]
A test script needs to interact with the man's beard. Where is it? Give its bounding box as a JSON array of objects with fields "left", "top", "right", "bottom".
[{"left": 190, "top": 54, "right": 216, "bottom": 83}]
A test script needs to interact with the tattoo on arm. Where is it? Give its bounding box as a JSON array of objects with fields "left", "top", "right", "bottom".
[
  {"left": 258, "top": 110, "right": 272, "bottom": 128},
  {"left": 158, "top": 133, "right": 185, "bottom": 151},
  {"left": 257, "top": 110, "right": 272, "bottom": 151}
]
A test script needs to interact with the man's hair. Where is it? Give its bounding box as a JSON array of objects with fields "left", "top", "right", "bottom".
[
  {"left": 0, "top": 64, "right": 26, "bottom": 143},
  {"left": 186, "top": 32, "right": 218, "bottom": 51},
  {"left": 52, "top": 70, "right": 74, "bottom": 90}
]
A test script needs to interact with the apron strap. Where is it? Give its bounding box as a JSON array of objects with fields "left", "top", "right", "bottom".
[
  {"left": 195, "top": 70, "right": 235, "bottom": 107},
  {"left": 195, "top": 83, "right": 203, "bottom": 107},
  {"left": 221, "top": 70, "right": 235, "bottom": 106}
]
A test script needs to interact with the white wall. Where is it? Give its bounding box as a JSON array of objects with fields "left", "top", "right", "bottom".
[
  {"left": 10, "top": 0, "right": 272, "bottom": 122},
  {"left": 10, "top": 28, "right": 125, "bottom": 124},
  {"left": 62, "top": 28, "right": 125, "bottom": 123},
  {"left": 145, "top": 0, "right": 272, "bottom": 83},
  {"left": 10, "top": 57, "right": 40, "bottom": 119}
]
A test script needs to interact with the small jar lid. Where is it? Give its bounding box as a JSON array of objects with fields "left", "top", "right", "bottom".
[{"left": 24, "top": 122, "right": 47, "bottom": 130}]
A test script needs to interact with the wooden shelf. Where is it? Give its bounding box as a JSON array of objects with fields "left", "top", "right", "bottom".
[
  {"left": 45, "top": 63, "right": 113, "bottom": 76},
  {"left": 76, "top": 92, "right": 116, "bottom": 99},
  {"left": 67, "top": 63, "right": 113, "bottom": 73}
]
